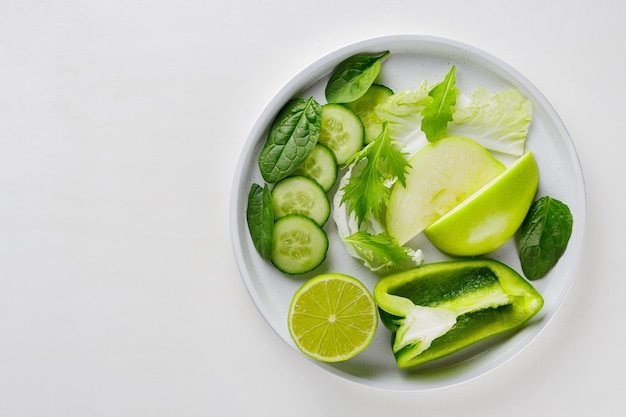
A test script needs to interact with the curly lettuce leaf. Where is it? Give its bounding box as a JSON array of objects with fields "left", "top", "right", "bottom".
[
  {"left": 374, "top": 80, "right": 432, "bottom": 155},
  {"left": 448, "top": 87, "right": 533, "bottom": 156},
  {"left": 340, "top": 123, "right": 410, "bottom": 227},
  {"left": 343, "top": 231, "right": 414, "bottom": 271}
]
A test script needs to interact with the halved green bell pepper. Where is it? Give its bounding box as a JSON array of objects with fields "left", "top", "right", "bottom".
[{"left": 373, "top": 259, "right": 544, "bottom": 368}]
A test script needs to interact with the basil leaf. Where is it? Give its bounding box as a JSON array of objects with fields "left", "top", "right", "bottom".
[
  {"left": 325, "top": 51, "right": 390, "bottom": 104},
  {"left": 517, "top": 196, "right": 573, "bottom": 280},
  {"left": 421, "top": 66, "right": 457, "bottom": 142},
  {"left": 258, "top": 97, "right": 322, "bottom": 183},
  {"left": 246, "top": 183, "right": 274, "bottom": 261}
]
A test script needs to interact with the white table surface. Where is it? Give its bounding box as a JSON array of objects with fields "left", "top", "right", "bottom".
[{"left": 1, "top": 0, "right": 624, "bottom": 415}]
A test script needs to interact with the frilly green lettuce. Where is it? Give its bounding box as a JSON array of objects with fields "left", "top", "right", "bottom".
[
  {"left": 334, "top": 74, "right": 534, "bottom": 271},
  {"left": 375, "top": 82, "right": 532, "bottom": 158},
  {"left": 448, "top": 87, "right": 533, "bottom": 156},
  {"left": 374, "top": 80, "right": 432, "bottom": 156},
  {"left": 332, "top": 162, "right": 424, "bottom": 272}
]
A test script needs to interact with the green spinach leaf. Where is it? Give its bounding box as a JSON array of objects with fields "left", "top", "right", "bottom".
[
  {"left": 246, "top": 183, "right": 274, "bottom": 260},
  {"left": 421, "top": 66, "right": 457, "bottom": 142},
  {"left": 325, "top": 51, "right": 390, "bottom": 104},
  {"left": 259, "top": 97, "right": 322, "bottom": 183},
  {"left": 517, "top": 196, "right": 573, "bottom": 280}
]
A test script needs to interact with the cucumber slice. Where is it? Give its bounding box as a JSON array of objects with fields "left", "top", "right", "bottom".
[
  {"left": 272, "top": 214, "right": 328, "bottom": 275},
  {"left": 271, "top": 176, "right": 330, "bottom": 226},
  {"left": 344, "top": 84, "right": 393, "bottom": 144},
  {"left": 290, "top": 143, "right": 338, "bottom": 192},
  {"left": 318, "top": 104, "right": 364, "bottom": 165}
]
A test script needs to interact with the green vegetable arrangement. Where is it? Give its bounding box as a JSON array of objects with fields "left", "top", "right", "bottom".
[{"left": 245, "top": 50, "right": 574, "bottom": 369}]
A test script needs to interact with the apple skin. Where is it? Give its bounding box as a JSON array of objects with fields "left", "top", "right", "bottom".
[
  {"left": 424, "top": 152, "right": 539, "bottom": 257},
  {"left": 386, "top": 136, "right": 505, "bottom": 246}
]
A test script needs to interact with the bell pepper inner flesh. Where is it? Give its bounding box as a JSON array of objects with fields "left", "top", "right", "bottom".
[
  {"left": 393, "top": 305, "right": 456, "bottom": 355},
  {"left": 392, "top": 280, "right": 515, "bottom": 356},
  {"left": 374, "top": 259, "right": 544, "bottom": 369}
]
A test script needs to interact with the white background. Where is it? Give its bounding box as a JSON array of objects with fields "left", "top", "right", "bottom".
[{"left": 0, "top": 0, "right": 624, "bottom": 415}]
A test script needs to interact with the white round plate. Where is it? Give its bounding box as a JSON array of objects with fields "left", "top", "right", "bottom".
[{"left": 230, "top": 35, "right": 586, "bottom": 391}]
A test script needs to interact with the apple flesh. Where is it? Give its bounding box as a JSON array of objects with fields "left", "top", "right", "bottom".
[
  {"left": 386, "top": 137, "right": 506, "bottom": 245},
  {"left": 424, "top": 151, "right": 539, "bottom": 256}
]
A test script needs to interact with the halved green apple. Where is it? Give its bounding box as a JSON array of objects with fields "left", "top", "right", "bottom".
[
  {"left": 386, "top": 136, "right": 506, "bottom": 245},
  {"left": 424, "top": 151, "right": 539, "bottom": 256}
]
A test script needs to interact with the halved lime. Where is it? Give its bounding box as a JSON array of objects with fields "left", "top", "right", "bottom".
[{"left": 287, "top": 273, "right": 378, "bottom": 362}]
